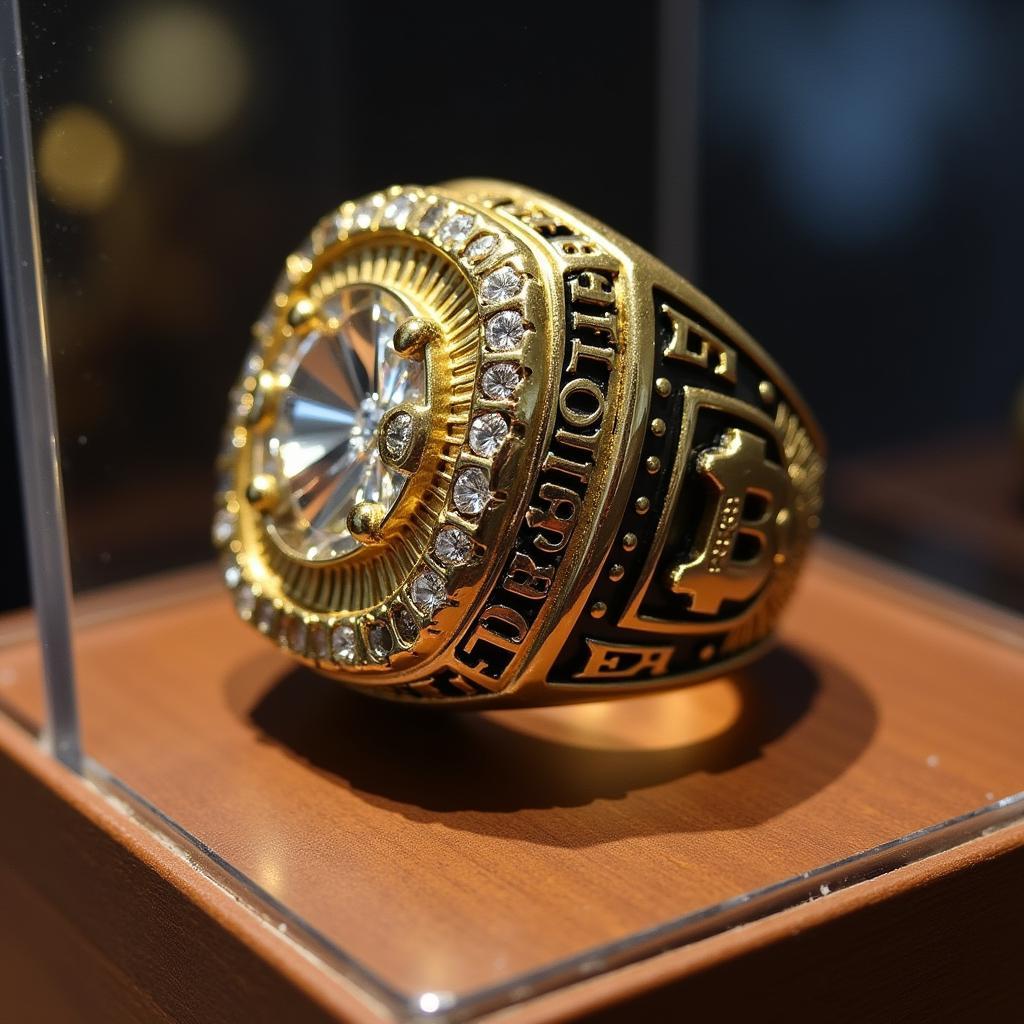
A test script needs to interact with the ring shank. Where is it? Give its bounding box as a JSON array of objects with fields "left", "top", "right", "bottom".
[{"left": 366, "top": 181, "right": 826, "bottom": 705}]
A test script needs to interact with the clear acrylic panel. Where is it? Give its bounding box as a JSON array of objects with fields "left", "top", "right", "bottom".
[
  {"left": 0, "top": 0, "right": 79, "bottom": 768},
  {"left": 2, "top": 0, "right": 1023, "bottom": 1020}
]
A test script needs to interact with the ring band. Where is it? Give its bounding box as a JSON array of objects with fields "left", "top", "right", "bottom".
[{"left": 215, "top": 180, "right": 825, "bottom": 706}]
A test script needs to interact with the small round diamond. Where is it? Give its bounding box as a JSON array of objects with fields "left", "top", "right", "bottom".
[
  {"left": 418, "top": 202, "right": 446, "bottom": 233},
  {"left": 485, "top": 310, "right": 524, "bottom": 351},
  {"left": 394, "top": 607, "right": 418, "bottom": 644},
  {"left": 438, "top": 213, "right": 474, "bottom": 244},
  {"left": 411, "top": 571, "right": 447, "bottom": 614},
  {"left": 331, "top": 624, "right": 356, "bottom": 662},
  {"left": 353, "top": 200, "right": 376, "bottom": 229},
  {"left": 465, "top": 233, "right": 497, "bottom": 260},
  {"left": 255, "top": 600, "right": 277, "bottom": 635},
  {"left": 288, "top": 617, "right": 308, "bottom": 654},
  {"left": 434, "top": 527, "right": 472, "bottom": 566},
  {"left": 212, "top": 509, "right": 235, "bottom": 547},
  {"left": 383, "top": 411, "right": 413, "bottom": 460},
  {"left": 234, "top": 584, "right": 256, "bottom": 621},
  {"left": 481, "top": 266, "right": 523, "bottom": 303},
  {"left": 480, "top": 363, "right": 521, "bottom": 400},
  {"left": 453, "top": 467, "right": 489, "bottom": 515},
  {"left": 368, "top": 622, "right": 393, "bottom": 658},
  {"left": 309, "top": 622, "right": 330, "bottom": 659},
  {"left": 381, "top": 194, "right": 415, "bottom": 228},
  {"left": 469, "top": 413, "right": 509, "bottom": 457},
  {"left": 224, "top": 562, "right": 241, "bottom": 589}
]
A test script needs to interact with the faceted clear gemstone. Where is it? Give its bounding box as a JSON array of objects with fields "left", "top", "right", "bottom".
[
  {"left": 480, "top": 362, "right": 521, "bottom": 400},
  {"left": 263, "top": 284, "right": 423, "bottom": 561},
  {"left": 381, "top": 194, "right": 415, "bottom": 228},
  {"left": 485, "top": 310, "right": 524, "bottom": 351},
  {"left": 235, "top": 584, "right": 256, "bottom": 620},
  {"left": 315, "top": 213, "right": 339, "bottom": 249},
  {"left": 418, "top": 202, "right": 447, "bottom": 233},
  {"left": 288, "top": 617, "right": 308, "bottom": 654},
  {"left": 383, "top": 411, "right": 413, "bottom": 460},
  {"left": 434, "top": 527, "right": 472, "bottom": 566},
  {"left": 212, "top": 508, "right": 235, "bottom": 547},
  {"left": 353, "top": 200, "right": 377, "bottom": 229},
  {"left": 288, "top": 241, "right": 313, "bottom": 280},
  {"left": 481, "top": 266, "right": 523, "bottom": 303},
  {"left": 465, "top": 233, "right": 497, "bottom": 260},
  {"left": 411, "top": 571, "right": 447, "bottom": 614},
  {"left": 453, "top": 467, "right": 489, "bottom": 515},
  {"left": 331, "top": 624, "right": 356, "bottom": 662},
  {"left": 394, "top": 606, "right": 418, "bottom": 643},
  {"left": 309, "top": 622, "right": 330, "bottom": 659},
  {"left": 469, "top": 413, "right": 509, "bottom": 457},
  {"left": 224, "top": 562, "right": 241, "bottom": 589},
  {"left": 326, "top": 209, "right": 350, "bottom": 239},
  {"left": 438, "top": 213, "right": 474, "bottom": 245},
  {"left": 368, "top": 622, "right": 393, "bottom": 658}
]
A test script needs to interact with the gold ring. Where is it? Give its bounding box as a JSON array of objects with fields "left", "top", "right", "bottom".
[{"left": 215, "top": 180, "right": 825, "bottom": 706}]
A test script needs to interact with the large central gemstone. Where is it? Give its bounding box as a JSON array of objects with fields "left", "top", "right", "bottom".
[{"left": 264, "top": 284, "right": 423, "bottom": 561}]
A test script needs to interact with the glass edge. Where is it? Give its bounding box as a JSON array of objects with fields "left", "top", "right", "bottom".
[
  {"left": 0, "top": 0, "right": 81, "bottom": 769},
  {"left": 84, "top": 754, "right": 1024, "bottom": 1023}
]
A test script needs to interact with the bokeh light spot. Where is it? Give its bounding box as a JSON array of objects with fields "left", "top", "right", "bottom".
[{"left": 38, "top": 105, "right": 124, "bottom": 213}]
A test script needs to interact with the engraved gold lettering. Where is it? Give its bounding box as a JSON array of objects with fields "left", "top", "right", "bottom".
[
  {"left": 569, "top": 270, "right": 615, "bottom": 306},
  {"left": 667, "top": 427, "right": 791, "bottom": 614},
  {"left": 526, "top": 482, "right": 581, "bottom": 553},
  {"left": 662, "top": 304, "right": 737, "bottom": 384},
  {"left": 502, "top": 552, "right": 555, "bottom": 601},
  {"left": 571, "top": 309, "right": 618, "bottom": 343},
  {"left": 558, "top": 378, "right": 604, "bottom": 428},
  {"left": 574, "top": 639, "right": 675, "bottom": 679},
  {"left": 567, "top": 335, "right": 616, "bottom": 373},
  {"left": 462, "top": 605, "right": 530, "bottom": 665},
  {"left": 542, "top": 450, "right": 592, "bottom": 484}
]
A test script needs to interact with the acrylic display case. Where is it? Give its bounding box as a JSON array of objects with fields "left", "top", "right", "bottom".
[{"left": 2, "top": 2, "right": 1023, "bottom": 1021}]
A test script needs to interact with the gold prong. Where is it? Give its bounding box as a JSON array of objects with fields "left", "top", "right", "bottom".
[
  {"left": 393, "top": 316, "right": 442, "bottom": 360},
  {"left": 287, "top": 296, "right": 317, "bottom": 328},
  {"left": 347, "top": 501, "right": 386, "bottom": 544},
  {"left": 378, "top": 404, "right": 429, "bottom": 474},
  {"left": 245, "top": 473, "right": 278, "bottom": 512}
]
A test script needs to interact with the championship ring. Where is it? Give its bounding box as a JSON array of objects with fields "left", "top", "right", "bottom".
[{"left": 214, "top": 180, "right": 825, "bottom": 706}]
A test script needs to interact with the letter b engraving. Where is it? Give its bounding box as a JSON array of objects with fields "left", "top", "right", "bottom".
[{"left": 668, "top": 428, "right": 789, "bottom": 615}]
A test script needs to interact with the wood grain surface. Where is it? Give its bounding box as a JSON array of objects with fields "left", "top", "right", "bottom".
[{"left": 1, "top": 544, "right": 1022, "bottom": 1006}]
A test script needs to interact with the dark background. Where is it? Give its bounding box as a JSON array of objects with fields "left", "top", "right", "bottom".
[{"left": 3, "top": 0, "right": 1023, "bottom": 614}]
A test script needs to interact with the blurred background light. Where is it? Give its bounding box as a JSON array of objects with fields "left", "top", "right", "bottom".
[
  {"left": 105, "top": 3, "right": 248, "bottom": 144},
  {"left": 707, "top": 0, "right": 988, "bottom": 245},
  {"left": 37, "top": 105, "right": 124, "bottom": 213}
]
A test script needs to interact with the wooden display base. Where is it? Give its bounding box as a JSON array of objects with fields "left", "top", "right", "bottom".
[{"left": 1, "top": 542, "right": 1023, "bottom": 1021}]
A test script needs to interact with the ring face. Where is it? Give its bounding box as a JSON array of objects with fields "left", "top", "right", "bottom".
[{"left": 215, "top": 180, "right": 825, "bottom": 706}]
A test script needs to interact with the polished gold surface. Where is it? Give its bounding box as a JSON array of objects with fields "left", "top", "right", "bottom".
[{"left": 215, "top": 181, "right": 825, "bottom": 705}]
